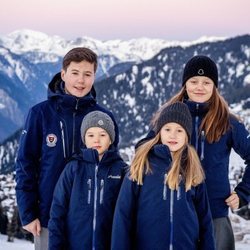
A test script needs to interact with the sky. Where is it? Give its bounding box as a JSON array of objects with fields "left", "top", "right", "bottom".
[{"left": 0, "top": 0, "right": 249, "bottom": 41}]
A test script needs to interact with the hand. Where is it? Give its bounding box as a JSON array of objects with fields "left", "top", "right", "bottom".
[
  {"left": 225, "top": 191, "right": 239, "bottom": 210},
  {"left": 23, "top": 218, "right": 41, "bottom": 237}
]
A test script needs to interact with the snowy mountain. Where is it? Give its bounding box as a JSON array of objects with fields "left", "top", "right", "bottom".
[{"left": 0, "top": 30, "right": 249, "bottom": 143}]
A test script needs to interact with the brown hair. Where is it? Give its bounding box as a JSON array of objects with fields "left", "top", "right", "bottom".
[
  {"left": 152, "top": 86, "right": 233, "bottom": 143},
  {"left": 130, "top": 132, "right": 204, "bottom": 191},
  {"left": 62, "top": 47, "right": 98, "bottom": 72}
]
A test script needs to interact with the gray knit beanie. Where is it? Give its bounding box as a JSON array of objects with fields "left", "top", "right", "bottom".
[
  {"left": 155, "top": 102, "right": 192, "bottom": 140},
  {"left": 81, "top": 111, "right": 115, "bottom": 144}
]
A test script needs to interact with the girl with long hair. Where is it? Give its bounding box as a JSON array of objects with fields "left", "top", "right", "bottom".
[{"left": 112, "top": 102, "right": 215, "bottom": 250}]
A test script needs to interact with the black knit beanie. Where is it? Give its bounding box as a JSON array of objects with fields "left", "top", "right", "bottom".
[
  {"left": 182, "top": 55, "right": 218, "bottom": 87},
  {"left": 155, "top": 102, "right": 192, "bottom": 140},
  {"left": 81, "top": 111, "right": 115, "bottom": 144}
]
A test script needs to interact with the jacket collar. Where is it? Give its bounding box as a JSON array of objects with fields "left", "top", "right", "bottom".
[
  {"left": 48, "top": 72, "right": 97, "bottom": 110},
  {"left": 184, "top": 99, "right": 209, "bottom": 116}
]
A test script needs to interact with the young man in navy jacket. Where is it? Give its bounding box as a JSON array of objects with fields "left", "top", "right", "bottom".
[{"left": 15, "top": 47, "right": 119, "bottom": 250}]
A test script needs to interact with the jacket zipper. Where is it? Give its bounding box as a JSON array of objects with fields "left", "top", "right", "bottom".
[
  {"left": 100, "top": 179, "right": 104, "bottom": 204},
  {"left": 92, "top": 164, "right": 98, "bottom": 249},
  {"left": 87, "top": 178, "right": 92, "bottom": 204},
  {"left": 169, "top": 189, "right": 174, "bottom": 250},
  {"left": 60, "top": 121, "right": 66, "bottom": 158},
  {"left": 195, "top": 104, "right": 199, "bottom": 151},
  {"left": 72, "top": 99, "right": 79, "bottom": 153}
]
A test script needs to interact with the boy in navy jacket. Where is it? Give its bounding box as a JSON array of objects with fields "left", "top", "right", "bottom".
[
  {"left": 15, "top": 47, "right": 119, "bottom": 250},
  {"left": 48, "top": 111, "right": 126, "bottom": 250}
]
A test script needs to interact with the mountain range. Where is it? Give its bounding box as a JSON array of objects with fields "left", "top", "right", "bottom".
[{"left": 0, "top": 30, "right": 250, "bottom": 173}]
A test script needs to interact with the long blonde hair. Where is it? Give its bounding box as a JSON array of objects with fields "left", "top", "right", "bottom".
[
  {"left": 130, "top": 132, "right": 204, "bottom": 191},
  {"left": 152, "top": 86, "right": 232, "bottom": 143}
]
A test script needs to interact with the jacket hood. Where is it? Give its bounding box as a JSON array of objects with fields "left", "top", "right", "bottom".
[
  {"left": 148, "top": 144, "right": 172, "bottom": 172},
  {"left": 48, "top": 72, "right": 97, "bottom": 100}
]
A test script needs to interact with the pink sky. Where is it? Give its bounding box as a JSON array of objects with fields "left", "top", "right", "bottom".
[{"left": 1, "top": 0, "right": 249, "bottom": 40}]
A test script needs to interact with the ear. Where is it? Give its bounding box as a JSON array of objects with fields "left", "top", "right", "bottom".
[{"left": 61, "top": 69, "right": 65, "bottom": 81}]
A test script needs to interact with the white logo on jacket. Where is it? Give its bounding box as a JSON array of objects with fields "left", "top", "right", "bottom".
[{"left": 108, "top": 175, "right": 121, "bottom": 179}]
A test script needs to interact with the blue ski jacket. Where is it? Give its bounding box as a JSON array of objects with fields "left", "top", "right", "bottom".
[
  {"left": 15, "top": 73, "right": 119, "bottom": 227},
  {"left": 136, "top": 100, "right": 250, "bottom": 219},
  {"left": 112, "top": 144, "right": 215, "bottom": 250},
  {"left": 185, "top": 100, "right": 250, "bottom": 218},
  {"left": 48, "top": 148, "right": 127, "bottom": 250}
]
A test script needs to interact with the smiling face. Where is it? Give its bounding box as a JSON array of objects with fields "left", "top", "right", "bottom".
[
  {"left": 160, "top": 122, "right": 187, "bottom": 153},
  {"left": 185, "top": 76, "right": 214, "bottom": 103},
  {"left": 61, "top": 60, "right": 95, "bottom": 98},
  {"left": 84, "top": 127, "right": 111, "bottom": 160}
]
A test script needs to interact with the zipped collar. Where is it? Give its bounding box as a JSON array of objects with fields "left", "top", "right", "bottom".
[
  {"left": 80, "top": 148, "right": 123, "bottom": 166},
  {"left": 184, "top": 99, "right": 209, "bottom": 116},
  {"left": 47, "top": 72, "right": 97, "bottom": 111}
]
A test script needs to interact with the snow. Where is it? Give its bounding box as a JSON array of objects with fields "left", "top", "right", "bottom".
[
  {"left": 0, "top": 234, "right": 33, "bottom": 250},
  {"left": 0, "top": 232, "right": 249, "bottom": 249},
  {"left": 0, "top": 29, "right": 228, "bottom": 64}
]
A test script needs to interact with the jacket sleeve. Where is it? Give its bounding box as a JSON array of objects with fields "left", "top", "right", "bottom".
[
  {"left": 48, "top": 162, "right": 75, "bottom": 250},
  {"left": 231, "top": 119, "right": 250, "bottom": 206},
  {"left": 111, "top": 174, "right": 138, "bottom": 250},
  {"left": 15, "top": 107, "right": 43, "bottom": 226},
  {"left": 194, "top": 183, "right": 216, "bottom": 250}
]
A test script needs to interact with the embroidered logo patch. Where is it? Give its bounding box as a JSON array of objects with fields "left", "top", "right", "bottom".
[
  {"left": 46, "top": 134, "right": 57, "bottom": 147},
  {"left": 198, "top": 69, "right": 204, "bottom": 75},
  {"left": 98, "top": 119, "right": 104, "bottom": 126}
]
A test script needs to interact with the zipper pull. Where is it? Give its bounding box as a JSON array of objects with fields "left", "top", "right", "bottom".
[
  {"left": 100, "top": 179, "right": 104, "bottom": 204},
  {"left": 75, "top": 98, "right": 79, "bottom": 110},
  {"left": 87, "top": 178, "right": 92, "bottom": 204},
  {"left": 177, "top": 175, "right": 182, "bottom": 200},
  {"left": 60, "top": 121, "right": 66, "bottom": 158},
  {"left": 200, "top": 131, "right": 205, "bottom": 160},
  {"left": 163, "top": 174, "right": 167, "bottom": 200}
]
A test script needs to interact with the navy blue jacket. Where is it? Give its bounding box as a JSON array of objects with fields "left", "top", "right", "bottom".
[
  {"left": 15, "top": 73, "right": 119, "bottom": 227},
  {"left": 48, "top": 148, "right": 127, "bottom": 250},
  {"left": 137, "top": 100, "right": 250, "bottom": 219},
  {"left": 112, "top": 144, "right": 215, "bottom": 250},
  {"left": 185, "top": 100, "right": 250, "bottom": 218}
]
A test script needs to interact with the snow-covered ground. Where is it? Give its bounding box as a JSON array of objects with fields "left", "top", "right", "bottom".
[
  {"left": 0, "top": 234, "right": 33, "bottom": 249},
  {"left": 0, "top": 232, "right": 249, "bottom": 249}
]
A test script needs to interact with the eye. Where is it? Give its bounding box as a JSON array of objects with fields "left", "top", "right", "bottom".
[
  {"left": 86, "top": 134, "right": 94, "bottom": 137},
  {"left": 177, "top": 129, "right": 184, "bottom": 133},
  {"left": 204, "top": 81, "right": 211, "bottom": 85}
]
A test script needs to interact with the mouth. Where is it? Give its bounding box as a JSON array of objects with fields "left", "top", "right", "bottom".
[
  {"left": 75, "top": 86, "right": 85, "bottom": 91},
  {"left": 168, "top": 141, "right": 177, "bottom": 145}
]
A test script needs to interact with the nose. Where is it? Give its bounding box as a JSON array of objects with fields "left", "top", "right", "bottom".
[
  {"left": 78, "top": 74, "right": 85, "bottom": 83},
  {"left": 196, "top": 81, "right": 205, "bottom": 89},
  {"left": 169, "top": 131, "right": 177, "bottom": 138},
  {"left": 93, "top": 136, "right": 100, "bottom": 143}
]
